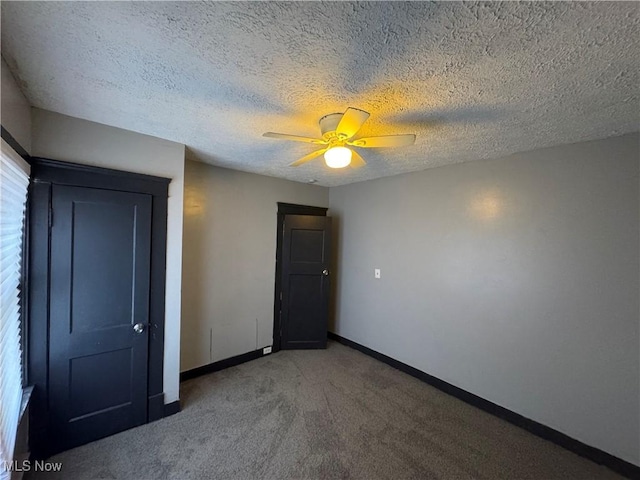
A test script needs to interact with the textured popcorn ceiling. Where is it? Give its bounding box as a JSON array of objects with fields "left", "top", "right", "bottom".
[{"left": 1, "top": 2, "right": 638, "bottom": 187}]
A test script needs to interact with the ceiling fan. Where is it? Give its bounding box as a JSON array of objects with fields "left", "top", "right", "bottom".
[{"left": 263, "top": 107, "right": 416, "bottom": 169}]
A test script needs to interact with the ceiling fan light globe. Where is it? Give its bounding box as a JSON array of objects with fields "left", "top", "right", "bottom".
[{"left": 324, "top": 146, "right": 352, "bottom": 169}]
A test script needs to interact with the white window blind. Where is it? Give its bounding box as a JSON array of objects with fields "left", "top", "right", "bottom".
[{"left": 0, "top": 138, "right": 30, "bottom": 479}]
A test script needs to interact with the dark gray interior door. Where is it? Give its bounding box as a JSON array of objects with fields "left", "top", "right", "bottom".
[
  {"left": 48, "top": 184, "right": 152, "bottom": 451},
  {"left": 281, "top": 214, "right": 332, "bottom": 349}
]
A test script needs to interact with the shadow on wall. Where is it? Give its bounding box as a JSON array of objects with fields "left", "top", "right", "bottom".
[{"left": 180, "top": 160, "right": 210, "bottom": 368}]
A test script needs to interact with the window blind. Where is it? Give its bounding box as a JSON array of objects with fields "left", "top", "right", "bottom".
[{"left": 0, "top": 138, "right": 30, "bottom": 479}]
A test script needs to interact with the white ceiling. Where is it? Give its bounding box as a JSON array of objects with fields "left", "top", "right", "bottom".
[{"left": 1, "top": 2, "right": 638, "bottom": 187}]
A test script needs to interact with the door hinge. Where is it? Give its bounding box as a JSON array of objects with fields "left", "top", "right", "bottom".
[{"left": 48, "top": 205, "right": 54, "bottom": 228}]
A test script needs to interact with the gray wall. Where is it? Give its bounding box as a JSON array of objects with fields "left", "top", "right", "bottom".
[
  {"left": 181, "top": 160, "right": 329, "bottom": 371},
  {"left": 31, "top": 108, "right": 186, "bottom": 404},
  {"left": 1, "top": 57, "right": 31, "bottom": 153},
  {"left": 329, "top": 133, "right": 639, "bottom": 465}
]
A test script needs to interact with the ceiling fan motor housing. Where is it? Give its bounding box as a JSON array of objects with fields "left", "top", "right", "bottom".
[{"left": 319, "top": 113, "right": 344, "bottom": 140}]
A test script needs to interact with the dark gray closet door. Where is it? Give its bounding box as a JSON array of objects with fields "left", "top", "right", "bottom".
[
  {"left": 281, "top": 214, "right": 332, "bottom": 349},
  {"left": 48, "top": 184, "right": 152, "bottom": 450}
]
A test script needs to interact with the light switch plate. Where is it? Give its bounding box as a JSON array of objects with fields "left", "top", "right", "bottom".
[{"left": 374, "top": 268, "right": 381, "bottom": 279}]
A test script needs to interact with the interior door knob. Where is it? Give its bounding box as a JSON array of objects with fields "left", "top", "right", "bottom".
[
  {"left": 322, "top": 269, "right": 329, "bottom": 276},
  {"left": 133, "top": 323, "right": 145, "bottom": 334}
]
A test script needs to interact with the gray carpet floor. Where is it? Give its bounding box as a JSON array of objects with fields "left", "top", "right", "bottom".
[{"left": 28, "top": 341, "right": 623, "bottom": 480}]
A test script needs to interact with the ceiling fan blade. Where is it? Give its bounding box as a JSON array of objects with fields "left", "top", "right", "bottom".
[
  {"left": 349, "top": 134, "right": 416, "bottom": 148},
  {"left": 336, "top": 107, "right": 370, "bottom": 139},
  {"left": 349, "top": 149, "right": 366, "bottom": 168},
  {"left": 289, "top": 148, "right": 328, "bottom": 167},
  {"left": 263, "top": 132, "right": 327, "bottom": 145}
]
